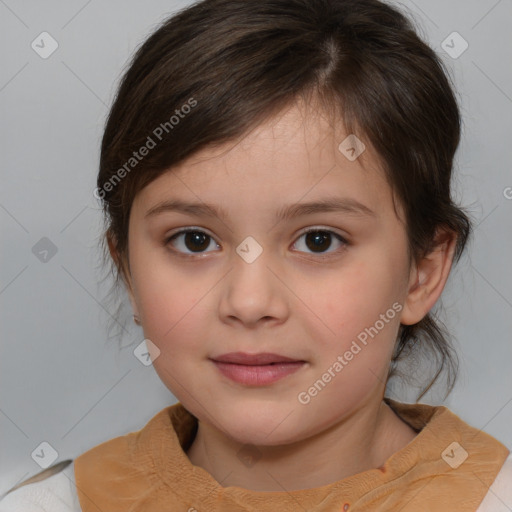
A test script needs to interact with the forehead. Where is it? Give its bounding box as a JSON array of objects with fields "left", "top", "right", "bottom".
[{"left": 132, "top": 100, "right": 399, "bottom": 223}]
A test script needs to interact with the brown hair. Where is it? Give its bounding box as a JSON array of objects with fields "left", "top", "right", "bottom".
[{"left": 96, "top": 0, "right": 472, "bottom": 402}]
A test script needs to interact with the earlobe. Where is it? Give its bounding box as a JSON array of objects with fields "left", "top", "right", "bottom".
[{"left": 400, "top": 230, "right": 457, "bottom": 326}]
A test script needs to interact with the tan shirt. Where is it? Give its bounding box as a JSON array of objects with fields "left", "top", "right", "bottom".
[{"left": 71, "top": 397, "right": 509, "bottom": 511}]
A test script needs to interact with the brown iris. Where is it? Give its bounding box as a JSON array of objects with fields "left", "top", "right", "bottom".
[{"left": 304, "top": 231, "right": 332, "bottom": 253}]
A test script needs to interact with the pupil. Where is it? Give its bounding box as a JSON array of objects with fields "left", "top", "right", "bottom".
[
  {"left": 305, "top": 231, "right": 331, "bottom": 252},
  {"left": 185, "top": 231, "right": 209, "bottom": 252}
]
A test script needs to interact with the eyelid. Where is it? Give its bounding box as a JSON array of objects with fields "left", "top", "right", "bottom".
[
  {"left": 166, "top": 225, "right": 217, "bottom": 239},
  {"left": 295, "top": 225, "right": 349, "bottom": 240}
]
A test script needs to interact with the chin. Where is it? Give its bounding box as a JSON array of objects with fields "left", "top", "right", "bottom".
[
  {"left": 227, "top": 423, "right": 299, "bottom": 447},
  {"left": 215, "top": 405, "right": 304, "bottom": 447}
]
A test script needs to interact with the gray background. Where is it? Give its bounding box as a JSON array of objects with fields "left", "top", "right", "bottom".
[{"left": 1, "top": 0, "right": 511, "bottom": 495}]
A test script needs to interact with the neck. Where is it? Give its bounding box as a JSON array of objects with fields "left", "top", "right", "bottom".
[{"left": 185, "top": 397, "right": 418, "bottom": 492}]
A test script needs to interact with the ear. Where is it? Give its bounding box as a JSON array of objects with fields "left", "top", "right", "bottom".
[
  {"left": 106, "top": 231, "right": 139, "bottom": 318},
  {"left": 400, "top": 229, "right": 457, "bottom": 325}
]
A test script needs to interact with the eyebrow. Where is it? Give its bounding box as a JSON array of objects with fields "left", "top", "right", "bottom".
[{"left": 144, "top": 196, "right": 376, "bottom": 221}]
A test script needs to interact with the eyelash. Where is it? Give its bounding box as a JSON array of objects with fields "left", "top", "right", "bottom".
[{"left": 164, "top": 227, "right": 349, "bottom": 259}]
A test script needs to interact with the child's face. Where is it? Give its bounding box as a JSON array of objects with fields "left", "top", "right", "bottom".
[{"left": 125, "top": 100, "right": 417, "bottom": 446}]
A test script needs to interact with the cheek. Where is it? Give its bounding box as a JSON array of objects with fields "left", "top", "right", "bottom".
[
  {"left": 139, "top": 282, "right": 212, "bottom": 390},
  {"left": 322, "top": 260, "right": 396, "bottom": 326},
  {"left": 139, "top": 279, "right": 211, "bottom": 345},
  {"left": 298, "top": 263, "right": 404, "bottom": 414},
  {"left": 316, "top": 259, "right": 404, "bottom": 364},
  {"left": 129, "top": 246, "right": 212, "bottom": 345}
]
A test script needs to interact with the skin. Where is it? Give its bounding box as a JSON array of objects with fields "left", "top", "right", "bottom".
[{"left": 111, "top": 97, "right": 457, "bottom": 492}]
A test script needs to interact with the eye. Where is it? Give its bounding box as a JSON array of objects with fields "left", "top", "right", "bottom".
[
  {"left": 165, "top": 229, "right": 220, "bottom": 255},
  {"left": 291, "top": 228, "right": 348, "bottom": 256},
  {"left": 165, "top": 227, "right": 348, "bottom": 258}
]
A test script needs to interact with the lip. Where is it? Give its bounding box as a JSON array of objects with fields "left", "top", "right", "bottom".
[
  {"left": 211, "top": 352, "right": 303, "bottom": 365},
  {"left": 210, "top": 352, "right": 306, "bottom": 386}
]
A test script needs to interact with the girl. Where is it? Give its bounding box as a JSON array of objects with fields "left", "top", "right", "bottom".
[{"left": 1, "top": 0, "right": 510, "bottom": 510}]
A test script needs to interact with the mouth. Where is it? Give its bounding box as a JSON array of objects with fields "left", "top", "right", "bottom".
[
  {"left": 209, "top": 352, "right": 306, "bottom": 386},
  {"left": 210, "top": 352, "right": 305, "bottom": 365}
]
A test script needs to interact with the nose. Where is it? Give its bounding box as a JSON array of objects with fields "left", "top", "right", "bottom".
[{"left": 218, "top": 245, "right": 289, "bottom": 328}]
